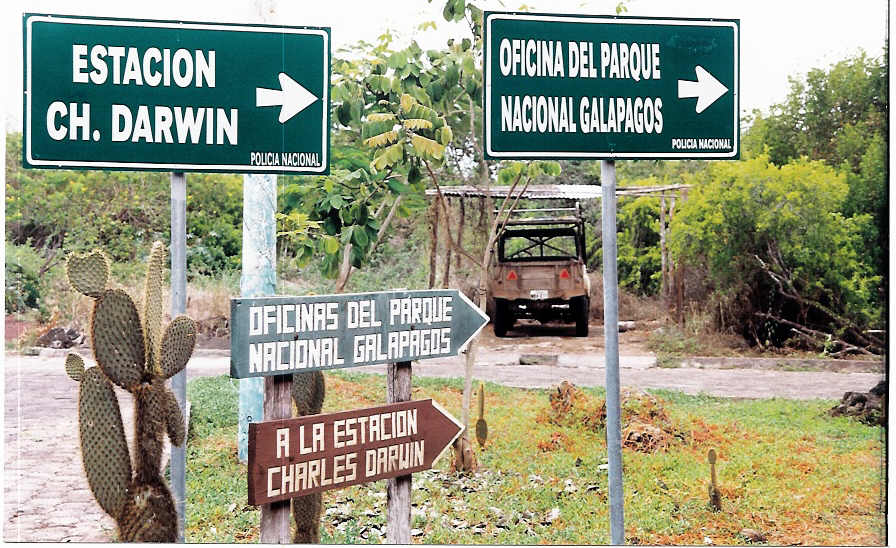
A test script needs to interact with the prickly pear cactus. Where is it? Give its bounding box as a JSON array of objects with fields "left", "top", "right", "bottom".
[
  {"left": 65, "top": 243, "right": 196, "bottom": 542},
  {"left": 291, "top": 371, "right": 325, "bottom": 543}
]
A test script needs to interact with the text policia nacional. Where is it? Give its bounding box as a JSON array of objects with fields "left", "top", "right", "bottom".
[
  {"left": 247, "top": 296, "right": 454, "bottom": 373},
  {"left": 497, "top": 40, "right": 665, "bottom": 134}
]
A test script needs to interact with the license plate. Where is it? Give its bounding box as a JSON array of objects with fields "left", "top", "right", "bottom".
[{"left": 530, "top": 289, "right": 549, "bottom": 300}]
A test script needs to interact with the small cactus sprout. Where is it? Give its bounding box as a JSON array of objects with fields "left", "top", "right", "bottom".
[
  {"left": 291, "top": 371, "right": 325, "bottom": 543},
  {"left": 708, "top": 448, "right": 722, "bottom": 511},
  {"left": 65, "top": 353, "right": 85, "bottom": 382},
  {"left": 475, "top": 382, "right": 488, "bottom": 448},
  {"left": 64, "top": 242, "right": 196, "bottom": 542}
]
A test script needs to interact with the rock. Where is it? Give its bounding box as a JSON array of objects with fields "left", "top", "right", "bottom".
[
  {"left": 829, "top": 381, "right": 886, "bottom": 425},
  {"left": 35, "top": 327, "right": 81, "bottom": 349},
  {"left": 519, "top": 354, "right": 558, "bottom": 365},
  {"left": 739, "top": 528, "right": 767, "bottom": 543},
  {"left": 618, "top": 321, "right": 636, "bottom": 332}
]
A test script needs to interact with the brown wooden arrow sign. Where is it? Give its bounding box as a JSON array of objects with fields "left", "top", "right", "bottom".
[{"left": 247, "top": 398, "right": 463, "bottom": 505}]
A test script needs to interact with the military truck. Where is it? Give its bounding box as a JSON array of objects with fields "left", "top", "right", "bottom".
[{"left": 488, "top": 206, "right": 591, "bottom": 337}]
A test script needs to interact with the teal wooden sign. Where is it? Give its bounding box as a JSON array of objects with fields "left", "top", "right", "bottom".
[
  {"left": 23, "top": 14, "right": 330, "bottom": 174},
  {"left": 484, "top": 12, "right": 739, "bottom": 159},
  {"left": 230, "top": 290, "right": 489, "bottom": 378}
]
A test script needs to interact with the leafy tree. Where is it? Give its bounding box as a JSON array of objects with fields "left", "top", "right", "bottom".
[
  {"left": 744, "top": 51, "right": 887, "bottom": 169},
  {"left": 741, "top": 51, "right": 887, "bottom": 276},
  {"left": 669, "top": 154, "right": 882, "bottom": 355}
]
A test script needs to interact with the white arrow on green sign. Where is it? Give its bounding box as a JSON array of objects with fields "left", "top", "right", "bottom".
[
  {"left": 23, "top": 14, "right": 330, "bottom": 174},
  {"left": 484, "top": 12, "right": 739, "bottom": 159},
  {"left": 229, "top": 289, "right": 490, "bottom": 378}
]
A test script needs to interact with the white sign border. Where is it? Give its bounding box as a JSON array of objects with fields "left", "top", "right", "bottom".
[
  {"left": 24, "top": 14, "right": 329, "bottom": 173},
  {"left": 484, "top": 12, "right": 740, "bottom": 160}
]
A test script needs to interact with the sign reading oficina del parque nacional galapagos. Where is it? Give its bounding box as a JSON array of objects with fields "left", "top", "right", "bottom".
[{"left": 483, "top": 12, "right": 739, "bottom": 159}]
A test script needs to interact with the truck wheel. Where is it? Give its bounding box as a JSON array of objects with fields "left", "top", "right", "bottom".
[
  {"left": 572, "top": 296, "right": 589, "bottom": 337},
  {"left": 494, "top": 298, "right": 511, "bottom": 337}
]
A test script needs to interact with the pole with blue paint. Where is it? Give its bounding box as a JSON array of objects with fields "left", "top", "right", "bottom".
[{"left": 237, "top": 173, "right": 276, "bottom": 462}]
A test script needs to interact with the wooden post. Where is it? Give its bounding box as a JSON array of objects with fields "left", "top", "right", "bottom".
[
  {"left": 659, "top": 194, "right": 667, "bottom": 302},
  {"left": 442, "top": 197, "right": 452, "bottom": 287},
  {"left": 428, "top": 201, "right": 439, "bottom": 288},
  {"left": 386, "top": 361, "right": 412, "bottom": 544},
  {"left": 260, "top": 375, "right": 292, "bottom": 543},
  {"left": 456, "top": 198, "right": 465, "bottom": 271}
]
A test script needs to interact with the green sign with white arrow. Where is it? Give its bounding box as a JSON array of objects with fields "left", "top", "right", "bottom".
[
  {"left": 484, "top": 12, "right": 739, "bottom": 159},
  {"left": 23, "top": 14, "right": 330, "bottom": 174}
]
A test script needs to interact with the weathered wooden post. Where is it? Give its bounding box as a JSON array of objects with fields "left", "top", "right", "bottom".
[{"left": 386, "top": 361, "right": 413, "bottom": 544}]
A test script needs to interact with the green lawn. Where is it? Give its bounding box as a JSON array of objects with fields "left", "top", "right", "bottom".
[{"left": 185, "top": 372, "right": 885, "bottom": 545}]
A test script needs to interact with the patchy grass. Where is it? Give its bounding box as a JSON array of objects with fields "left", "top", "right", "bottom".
[{"left": 185, "top": 373, "right": 885, "bottom": 545}]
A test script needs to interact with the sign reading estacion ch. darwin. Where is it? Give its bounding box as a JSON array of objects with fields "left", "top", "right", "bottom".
[
  {"left": 484, "top": 12, "right": 739, "bottom": 159},
  {"left": 23, "top": 14, "right": 330, "bottom": 174}
]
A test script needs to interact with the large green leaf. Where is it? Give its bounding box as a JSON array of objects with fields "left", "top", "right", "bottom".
[
  {"left": 322, "top": 235, "right": 340, "bottom": 255},
  {"left": 410, "top": 134, "right": 445, "bottom": 161},
  {"left": 351, "top": 224, "right": 370, "bottom": 249}
]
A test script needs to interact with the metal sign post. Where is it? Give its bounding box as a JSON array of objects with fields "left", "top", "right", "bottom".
[
  {"left": 169, "top": 172, "right": 187, "bottom": 542},
  {"left": 601, "top": 160, "right": 624, "bottom": 544}
]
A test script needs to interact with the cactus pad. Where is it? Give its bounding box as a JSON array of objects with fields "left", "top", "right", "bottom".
[
  {"left": 66, "top": 250, "right": 110, "bottom": 298},
  {"left": 159, "top": 316, "right": 197, "bottom": 379},
  {"left": 65, "top": 353, "right": 86, "bottom": 382},
  {"left": 291, "top": 371, "right": 325, "bottom": 416},
  {"left": 79, "top": 367, "right": 131, "bottom": 517},
  {"left": 292, "top": 371, "right": 326, "bottom": 542},
  {"left": 161, "top": 387, "right": 186, "bottom": 447},
  {"left": 142, "top": 242, "right": 167, "bottom": 372},
  {"left": 92, "top": 289, "right": 145, "bottom": 390}
]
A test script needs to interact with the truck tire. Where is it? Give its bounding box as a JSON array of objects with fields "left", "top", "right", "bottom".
[
  {"left": 494, "top": 298, "right": 512, "bottom": 337},
  {"left": 572, "top": 296, "right": 589, "bottom": 337}
]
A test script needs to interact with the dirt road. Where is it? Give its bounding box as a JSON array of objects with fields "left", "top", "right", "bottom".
[{"left": 3, "top": 326, "right": 884, "bottom": 541}]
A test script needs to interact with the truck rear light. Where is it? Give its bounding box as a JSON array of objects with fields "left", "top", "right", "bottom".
[
  {"left": 506, "top": 270, "right": 518, "bottom": 281},
  {"left": 559, "top": 269, "right": 570, "bottom": 279}
]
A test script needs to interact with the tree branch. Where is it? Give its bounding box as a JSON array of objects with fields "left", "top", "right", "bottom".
[{"left": 424, "top": 160, "right": 482, "bottom": 267}]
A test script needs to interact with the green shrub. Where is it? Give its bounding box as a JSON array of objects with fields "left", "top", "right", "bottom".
[
  {"left": 670, "top": 154, "right": 881, "bottom": 348},
  {"left": 5, "top": 243, "right": 45, "bottom": 314}
]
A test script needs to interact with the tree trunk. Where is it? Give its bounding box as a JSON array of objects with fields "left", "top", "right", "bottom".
[
  {"left": 442, "top": 197, "right": 452, "bottom": 287},
  {"left": 428, "top": 200, "right": 439, "bottom": 289},
  {"left": 659, "top": 194, "right": 667, "bottom": 302},
  {"left": 456, "top": 199, "right": 465, "bottom": 271}
]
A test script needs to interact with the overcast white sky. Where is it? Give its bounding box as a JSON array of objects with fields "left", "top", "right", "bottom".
[{"left": 2, "top": 0, "right": 888, "bottom": 132}]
